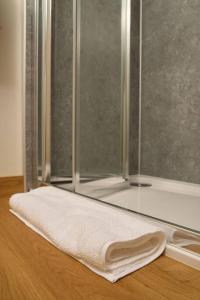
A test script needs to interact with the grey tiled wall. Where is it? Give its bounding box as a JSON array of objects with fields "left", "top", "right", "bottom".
[
  {"left": 51, "top": 0, "right": 73, "bottom": 177},
  {"left": 25, "top": 0, "right": 38, "bottom": 190},
  {"left": 51, "top": 0, "right": 123, "bottom": 178},
  {"left": 26, "top": 0, "right": 200, "bottom": 185},
  {"left": 79, "top": 0, "right": 122, "bottom": 177},
  {"left": 140, "top": 0, "right": 200, "bottom": 184},
  {"left": 130, "top": 0, "right": 140, "bottom": 175}
]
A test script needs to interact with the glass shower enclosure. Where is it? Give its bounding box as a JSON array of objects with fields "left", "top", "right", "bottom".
[
  {"left": 25, "top": 0, "right": 200, "bottom": 261},
  {"left": 35, "top": 0, "right": 131, "bottom": 195}
]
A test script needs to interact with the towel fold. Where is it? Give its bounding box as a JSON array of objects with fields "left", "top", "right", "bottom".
[
  {"left": 9, "top": 186, "right": 166, "bottom": 282},
  {"left": 155, "top": 222, "right": 200, "bottom": 247}
]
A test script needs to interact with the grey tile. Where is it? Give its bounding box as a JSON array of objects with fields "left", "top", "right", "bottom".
[
  {"left": 79, "top": 0, "right": 122, "bottom": 176},
  {"left": 25, "top": 0, "right": 38, "bottom": 189},
  {"left": 51, "top": 0, "right": 73, "bottom": 177},
  {"left": 130, "top": 0, "right": 140, "bottom": 175},
  {"left": 140, "top": 0, "right": 200, "bottom": 184}
]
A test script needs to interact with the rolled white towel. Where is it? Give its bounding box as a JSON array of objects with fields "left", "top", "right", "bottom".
[
  {"left": 154, "top": 222, "right": 200, "bottom": 247},
  {"left": 9, "top": 186, "right": 166, "bottom": 282}
]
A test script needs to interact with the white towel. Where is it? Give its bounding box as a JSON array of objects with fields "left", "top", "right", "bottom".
[
  {"left": 127, "top": 213, "right": 200, "bottom": 248},
  {"left": 9, "top": 186, "right": 166, "bottom": 282},
  {"left": 154, "top": 222, "right": 200, "bottom": 247}
]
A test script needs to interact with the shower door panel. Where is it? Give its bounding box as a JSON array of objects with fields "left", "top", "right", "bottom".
[
  {"left": 35, "top": 0, "right": 130, "bottom": 194},
  {"left": 50, "top": 0, "right": 73, "bottom": 188},
  {"left": 75, "top": 0, "right": 130, "bottom": 198},
  {"left": 37, "top": 0, "right": 74, "bottom": 191}
]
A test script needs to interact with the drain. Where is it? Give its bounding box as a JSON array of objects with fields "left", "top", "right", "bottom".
[{"left": 130, "top": 182, "right": 152, "bottom": 187}]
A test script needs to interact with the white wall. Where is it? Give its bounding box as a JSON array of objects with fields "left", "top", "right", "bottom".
[{"left": 0, "top": 0, "right": 23, "bottom": 176}]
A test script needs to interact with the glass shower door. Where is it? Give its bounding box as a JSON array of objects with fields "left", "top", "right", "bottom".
[
  {"left": 74, "top": 0, "right": 131, "bottom": 198},
  {"left": 36, "top": 0, "right": 74, "bottom": 191},
  {"left": 50, "top": 0, "right": 73, "bottom": 188},
  {"left": 35, "top": 0, "right": 130, "bottom": 196}
]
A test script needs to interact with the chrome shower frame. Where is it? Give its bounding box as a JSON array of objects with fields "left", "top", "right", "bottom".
[{"left": 24, "top": 0, "right": 131, "bottom": 192}]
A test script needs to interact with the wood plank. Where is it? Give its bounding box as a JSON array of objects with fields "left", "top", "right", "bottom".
[
  {"left": 0, "top": 176, "right": 24, "bottom": 199},
  {"left": 0, "top": 180, "right": 199, "bottom": 300},
  {"left": 0, "top": 176, "right": 23, "bottom": 185}
]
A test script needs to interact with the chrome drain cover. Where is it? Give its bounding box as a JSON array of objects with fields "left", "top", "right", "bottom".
[{"left": 130, "top": 182, "right": 152, "bottom": 187}]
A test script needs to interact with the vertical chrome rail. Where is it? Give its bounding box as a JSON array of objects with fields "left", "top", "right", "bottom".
[
  {"left": 72, "top": 0, "right": 81, "bottom": 192},
  {"left": 33, "top": 0, "right": 39, "bottom": 188},
  {"left": 41, "top": 0, "right": 52, "bottom": 183},
  {"left": 138, "top": 0, "right": 143, "bottom": 175},
  {"left": 22, "top": 0, "right": 27, "bottom": 190},
  {"left": 121, "top": 0, "right": 131, "bottom": 180}
]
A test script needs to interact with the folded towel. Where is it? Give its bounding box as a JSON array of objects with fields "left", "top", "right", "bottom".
[
  {"left": 9, "top": 186, "right": 166, "bottom": 282},
  {"left": 154, "top": 222, "right": 200, "bottom": 247},
  {"left": 127, "top": 212, "right": 200, "bottom": 248}
]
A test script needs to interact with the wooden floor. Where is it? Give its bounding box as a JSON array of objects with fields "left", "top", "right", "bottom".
[{"left": 0, "top": 178, "right": 200, "bottom": 300}]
